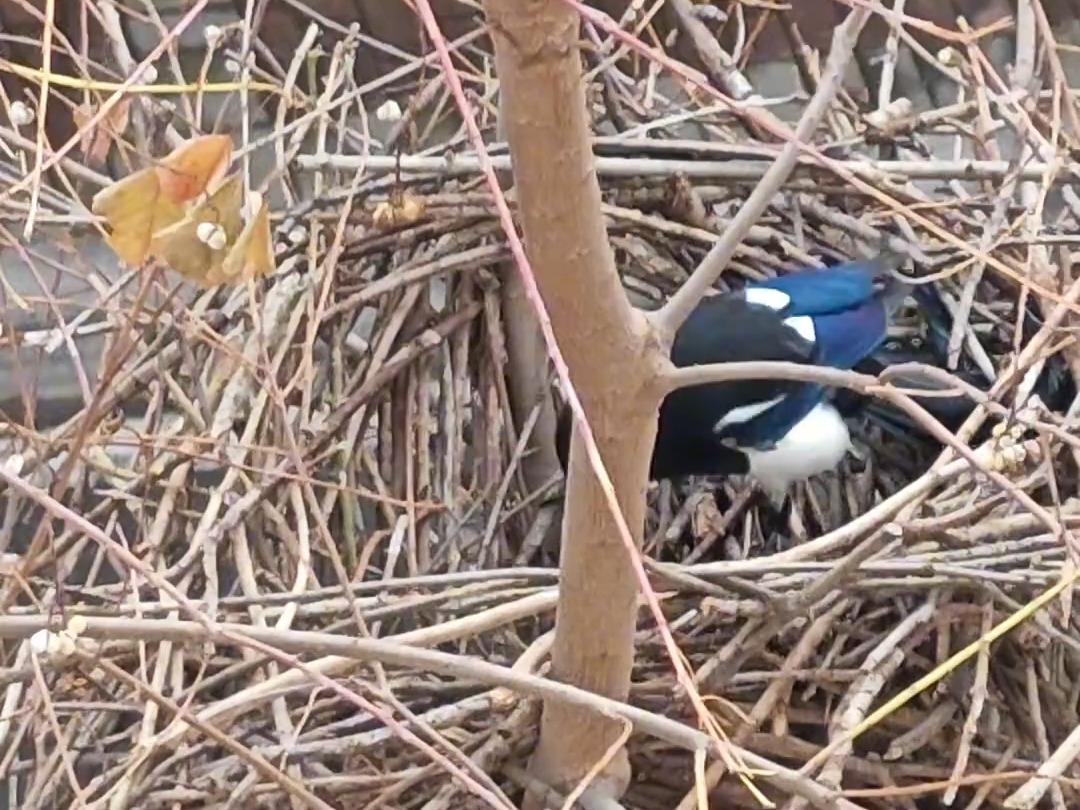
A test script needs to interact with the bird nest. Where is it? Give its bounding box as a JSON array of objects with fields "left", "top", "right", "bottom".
[{"left": 3, "top": 5, "right": 1080, "bottom": 810}]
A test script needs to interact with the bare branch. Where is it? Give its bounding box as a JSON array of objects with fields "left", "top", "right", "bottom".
[
  {"left": 295, "top": 151, "right": 1080, "bottom": 185},
  {"left": 0, "top": 613, "right": 867, "bottom": 810},
  {"left": 656, "top": 8, "right": 872, "bottom": 335}
]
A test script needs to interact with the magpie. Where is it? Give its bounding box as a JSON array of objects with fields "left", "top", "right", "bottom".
[
  {"left": 554, "top": 253, "right": 911, "bottom": 501},
  {"left": 839, "top": 283, "right": 1077, "bottom": 447}
]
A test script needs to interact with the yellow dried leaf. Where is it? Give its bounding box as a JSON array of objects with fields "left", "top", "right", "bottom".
[
  {"left": 149, "top": 173, "right": 245, "bottom": 284},
  {"left": 155, "top": 133, "right": 233, "bottom": 205},
  {"left": 73, "top": 95, "right": 132, "bottom": 165},
  {"left": 211, "top": 191, "right": 276, "bottom": 286},
  {"left": 91, "top": 168, "right": 186, "bottom": 267}
]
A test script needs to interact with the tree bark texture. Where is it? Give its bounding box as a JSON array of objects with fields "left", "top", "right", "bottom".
[
  {"left": 494, "top": 93, "right": 563, "bottom": 507},
  {"left": 483, "top": 0, "right": 669, "bottom": 800}
]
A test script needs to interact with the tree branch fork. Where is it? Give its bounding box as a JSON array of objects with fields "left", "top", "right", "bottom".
[{"left": 472, "top": 0, "right": 1069, "bottom": 805}]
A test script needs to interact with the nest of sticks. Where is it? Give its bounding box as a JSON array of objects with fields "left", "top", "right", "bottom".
[{"left": 4, "top": 4, "right": 1080, "bottom": 810}]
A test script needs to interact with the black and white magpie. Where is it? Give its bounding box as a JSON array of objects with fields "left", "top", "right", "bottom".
[
  {"left": 840, "top": 281, "right": 1076, "bottom": 447},
  {"left": 554, "top": 254, "right": 911, "bottom": 501}
]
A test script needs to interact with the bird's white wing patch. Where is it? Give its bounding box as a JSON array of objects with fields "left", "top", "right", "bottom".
[
  {"left": 743, "top": 288, "right": 816, "bottom": 343},
  {"left": 713, "top": 395, "right": 784, "bottom": 432},
  {"left": 744, "top": 287, "right": 790, "bottom": 311},
  {"left": 784, "top": 314, "right": 816, "bottom": 343}
]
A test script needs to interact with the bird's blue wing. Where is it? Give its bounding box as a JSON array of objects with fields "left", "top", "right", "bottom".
[
  {"left": 748, "top": 254, "right": 900, "bottom": 316},
  {"left": 811, "top": 301, "right": 891, "bottom": 370}
]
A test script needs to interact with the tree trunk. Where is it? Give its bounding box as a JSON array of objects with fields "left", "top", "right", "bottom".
[
  {"left": 494, "top": 92, "right": 563, "bottom": 561},
  {"left": 484, "top": 0, "right": 667, "bottom": 801}
]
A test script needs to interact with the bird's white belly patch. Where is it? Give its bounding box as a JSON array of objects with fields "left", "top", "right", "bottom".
[{"left": 742, "top": 402, "right": 852, "bottom": 498}]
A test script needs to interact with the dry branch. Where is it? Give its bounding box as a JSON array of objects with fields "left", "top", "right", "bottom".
[{"left": 1, "top": 2, "right": 1080, "bottom": 810}]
